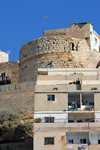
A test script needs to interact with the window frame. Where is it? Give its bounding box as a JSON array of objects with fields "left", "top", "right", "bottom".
[
  {"left": 94, "top": 37, "right": 97, "bottom": 45},
  {"left": 44, "top": 117, "right": 54, "bottom": 123},
  {"left": 80, "top": 139, "right": 86, "bottom": 144},
  {"left": 68, "top": 139, "right": 73, "bottom": 143},
  {"left": 47, "top": 95, "right": 55, "bottom": 101},
  {"left": 44, "top": 137, "right": 54, "bottom": 145}
]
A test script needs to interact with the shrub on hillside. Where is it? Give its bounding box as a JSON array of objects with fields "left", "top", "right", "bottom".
[
  {"left": 34, "top": 118, "right": 42, "bottom": 123},
  {"left": 0, "top": 109, "right": 20, "bottom": 124}
]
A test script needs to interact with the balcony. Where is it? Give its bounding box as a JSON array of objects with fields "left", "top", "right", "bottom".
[{"left": 68, "top": 92, "right": 94, "bottom": 111}]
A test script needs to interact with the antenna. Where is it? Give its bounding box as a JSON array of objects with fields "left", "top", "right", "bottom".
[
  {"left": 43, "top": 16, "right": 48, "bottom": 35},
  {"left": 6, "top": 50, "right": 11, "bottom": 54}
]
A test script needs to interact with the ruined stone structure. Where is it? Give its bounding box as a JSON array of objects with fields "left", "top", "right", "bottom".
[
  {"left": 0, "top": 61, "right": 19, "bottom": 84},
  {"left": 19, "top": 35, "right": 100, "bottom": 83}
]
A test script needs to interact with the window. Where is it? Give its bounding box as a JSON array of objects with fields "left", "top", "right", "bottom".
[
  {"left": 94, "top": 37, "right": 97, "bottom": 45},
  {"left": 77, "top": 120, "right": 82, "bottom": 122},
  {"left": 68, "top": 139, "right": 73, "bottom": 143},
  {"left": 44, "top": 117, "right": 54, "bottom": 123},
  {"left": 68, "top": 120, "right": 74, "bottom": 122},
  {"left": 71, "top": 43, "right": 75, "bottom": 50},
  {"left": 98, "top": 140, "right": 100, "bottom": 144},
  {"left": 88, "top": 102, "right": 94, "bottom": 105},
  {"left": 44, "top": 137, "right": 54, "bottom": 145},
  {"left": 80, "top": 139, "right": 86, "bottom": 144},
  {"left": 47, "top": 95, "right": 55, "bottom": 101}
]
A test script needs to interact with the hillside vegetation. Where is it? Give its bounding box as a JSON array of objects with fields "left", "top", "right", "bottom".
[{"left": 0, "top": 109, "right": 33, "bottom": 143}]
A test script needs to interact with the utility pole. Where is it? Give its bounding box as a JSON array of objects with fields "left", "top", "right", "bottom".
[{"left": 88, "top": 109, "right": 91, "bottom": 150}]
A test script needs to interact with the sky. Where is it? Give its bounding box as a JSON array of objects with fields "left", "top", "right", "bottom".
[{"left": 0, "top": 0, "right": 100, "bottom": 61}]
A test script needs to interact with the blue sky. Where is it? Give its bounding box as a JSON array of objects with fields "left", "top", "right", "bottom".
[{"left": 0, "top": 0, "right": 100, "bottom": 61}]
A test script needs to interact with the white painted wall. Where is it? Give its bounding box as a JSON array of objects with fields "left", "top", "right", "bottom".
[
  {"left": 95, "top": 111, "right": 100, "bottom": 122},
  {"left": 90, "top": 24, "right": 100, "bottom": 52},
  {"left": 0, "top": 50, "right": 8, "bottom": 63},
  {"left": 90, "top": 132, "right": 100, "bottom": 144},
  {"left": 34, "top": 111, "right": 68, "bottom": 123},
  {"left": 38, "top": 68, "right": 100, "bottom": 76}
]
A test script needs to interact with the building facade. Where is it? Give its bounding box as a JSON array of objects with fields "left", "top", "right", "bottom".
[{"left": 34, "top": 68, "right": 100, "bottom": 150}]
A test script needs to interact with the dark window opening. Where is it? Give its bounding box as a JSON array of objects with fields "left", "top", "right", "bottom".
[
  {"left": 47, "top": 95, "right": 55, "bottom": 101},
  {"left": 71, "top": 43, "right": 75, "bottom": 50},
  {"left": 44, "top": 137, "right": 54, "bottom": 145},
  {"left": 24, "top": 54, "right": 27, "bottom": 57},
  {"left": 44, "top": 117, "right": 54, "bottom": 123},
  {"left": 80, "top": 139, "right": 86, "bottom": 144},
  {"left": 98, "top": 140, "right": 100, "bottom": 144},
  {"left": 77, "top": 120, "right": 82, "bottom": 122},
  {"left": 0, "top": 72, "right": 11, "bottom": 85},
  {"left": 68, "top": 139, "right": 73, "bottom": 143},
  {"left": 68, "top": 120, "right": 74, "bottom": 122}
]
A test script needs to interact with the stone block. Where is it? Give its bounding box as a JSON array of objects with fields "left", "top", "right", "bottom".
[{"left": 8, "top": 84, "right": 16, "bottom": 91}]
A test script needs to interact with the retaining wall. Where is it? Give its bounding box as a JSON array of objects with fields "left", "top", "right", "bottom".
[{"left": 0, "top": 82, "right": 35, "bottom": 113}]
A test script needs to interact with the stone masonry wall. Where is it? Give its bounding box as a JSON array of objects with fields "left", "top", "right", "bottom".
[
  {"left": 19, "top": 35, "right": 100, "bottom": 83},
  {"left": 0, "top": 61, "right": 19, "bottom": 83}
]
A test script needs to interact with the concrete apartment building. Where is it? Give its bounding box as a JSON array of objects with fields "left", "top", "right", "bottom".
[
  {"left": 0, "top": 50, "right": 9, "bottom": 63},
  {"left": 34, "top": 68, "right": 100, "bottom": 150}
]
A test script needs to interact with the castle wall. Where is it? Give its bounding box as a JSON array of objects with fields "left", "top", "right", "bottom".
[
  {"left": 0, "top": 61, "right": 19, "bottom": 83},
  {"left": 19, "top": 35, "right": 100, "bottom": 83}
]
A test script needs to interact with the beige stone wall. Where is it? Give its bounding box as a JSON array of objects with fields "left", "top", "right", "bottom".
[
  {"left": 35, "top": 93, "right": 68, "bottom": 111},
  {"left": 0, "top": 61, "right": 19, "bottom": 83},
  {"left": 0, "top": 86, "right": 35, "bottom": 113},
  {"left": 19, "top": 35, "right": 100, "bottom": 83},
  {"left": 94, "top": 93, "right": 100, "bottom": 111}
]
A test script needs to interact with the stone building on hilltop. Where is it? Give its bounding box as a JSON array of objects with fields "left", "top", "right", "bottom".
[
  {"left": 0, "top": 22, "right": 100, "bottom": 150},
  {"left": 44, "top": 22, "right": 100, "bottom": 52},
  {"left": 19, "top": 22, "right": 100, "bottom": 83}
]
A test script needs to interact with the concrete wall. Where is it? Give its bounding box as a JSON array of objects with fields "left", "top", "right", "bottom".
[
  {"left": 34, "top": 122, "right": 100, "bottom": 150},
  {"left": 34, "top": 111, "right": 68, "bottom": 123},
  {"left": 19, "top": 35, "right": 100, "bottom": 83},
  {"left": 34, "top": 130, "right": 66, "bottom": 150},
  {"left": 0, "top": 61, "right": 19, "bottom": 83},
  {"left": 43, "top": 28, "right": 70, "bottom": 36},
  {"left": 0, "top": 138, "right": 33, "bottom": 150},
  {"left": 94, "top": 93, "right": 100, "bottom": 111},
  {"left": 0, "top": 81, "right": 35, "bottom": 92},
  {"left": 35, "top": 93, "right": 68, "bottom": 111},
  {"left": 95, "top": 111, "right": 100, "bottom": 122},
  {"left": 90, "top": 132, "right": 100, "bottom": 144}
]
